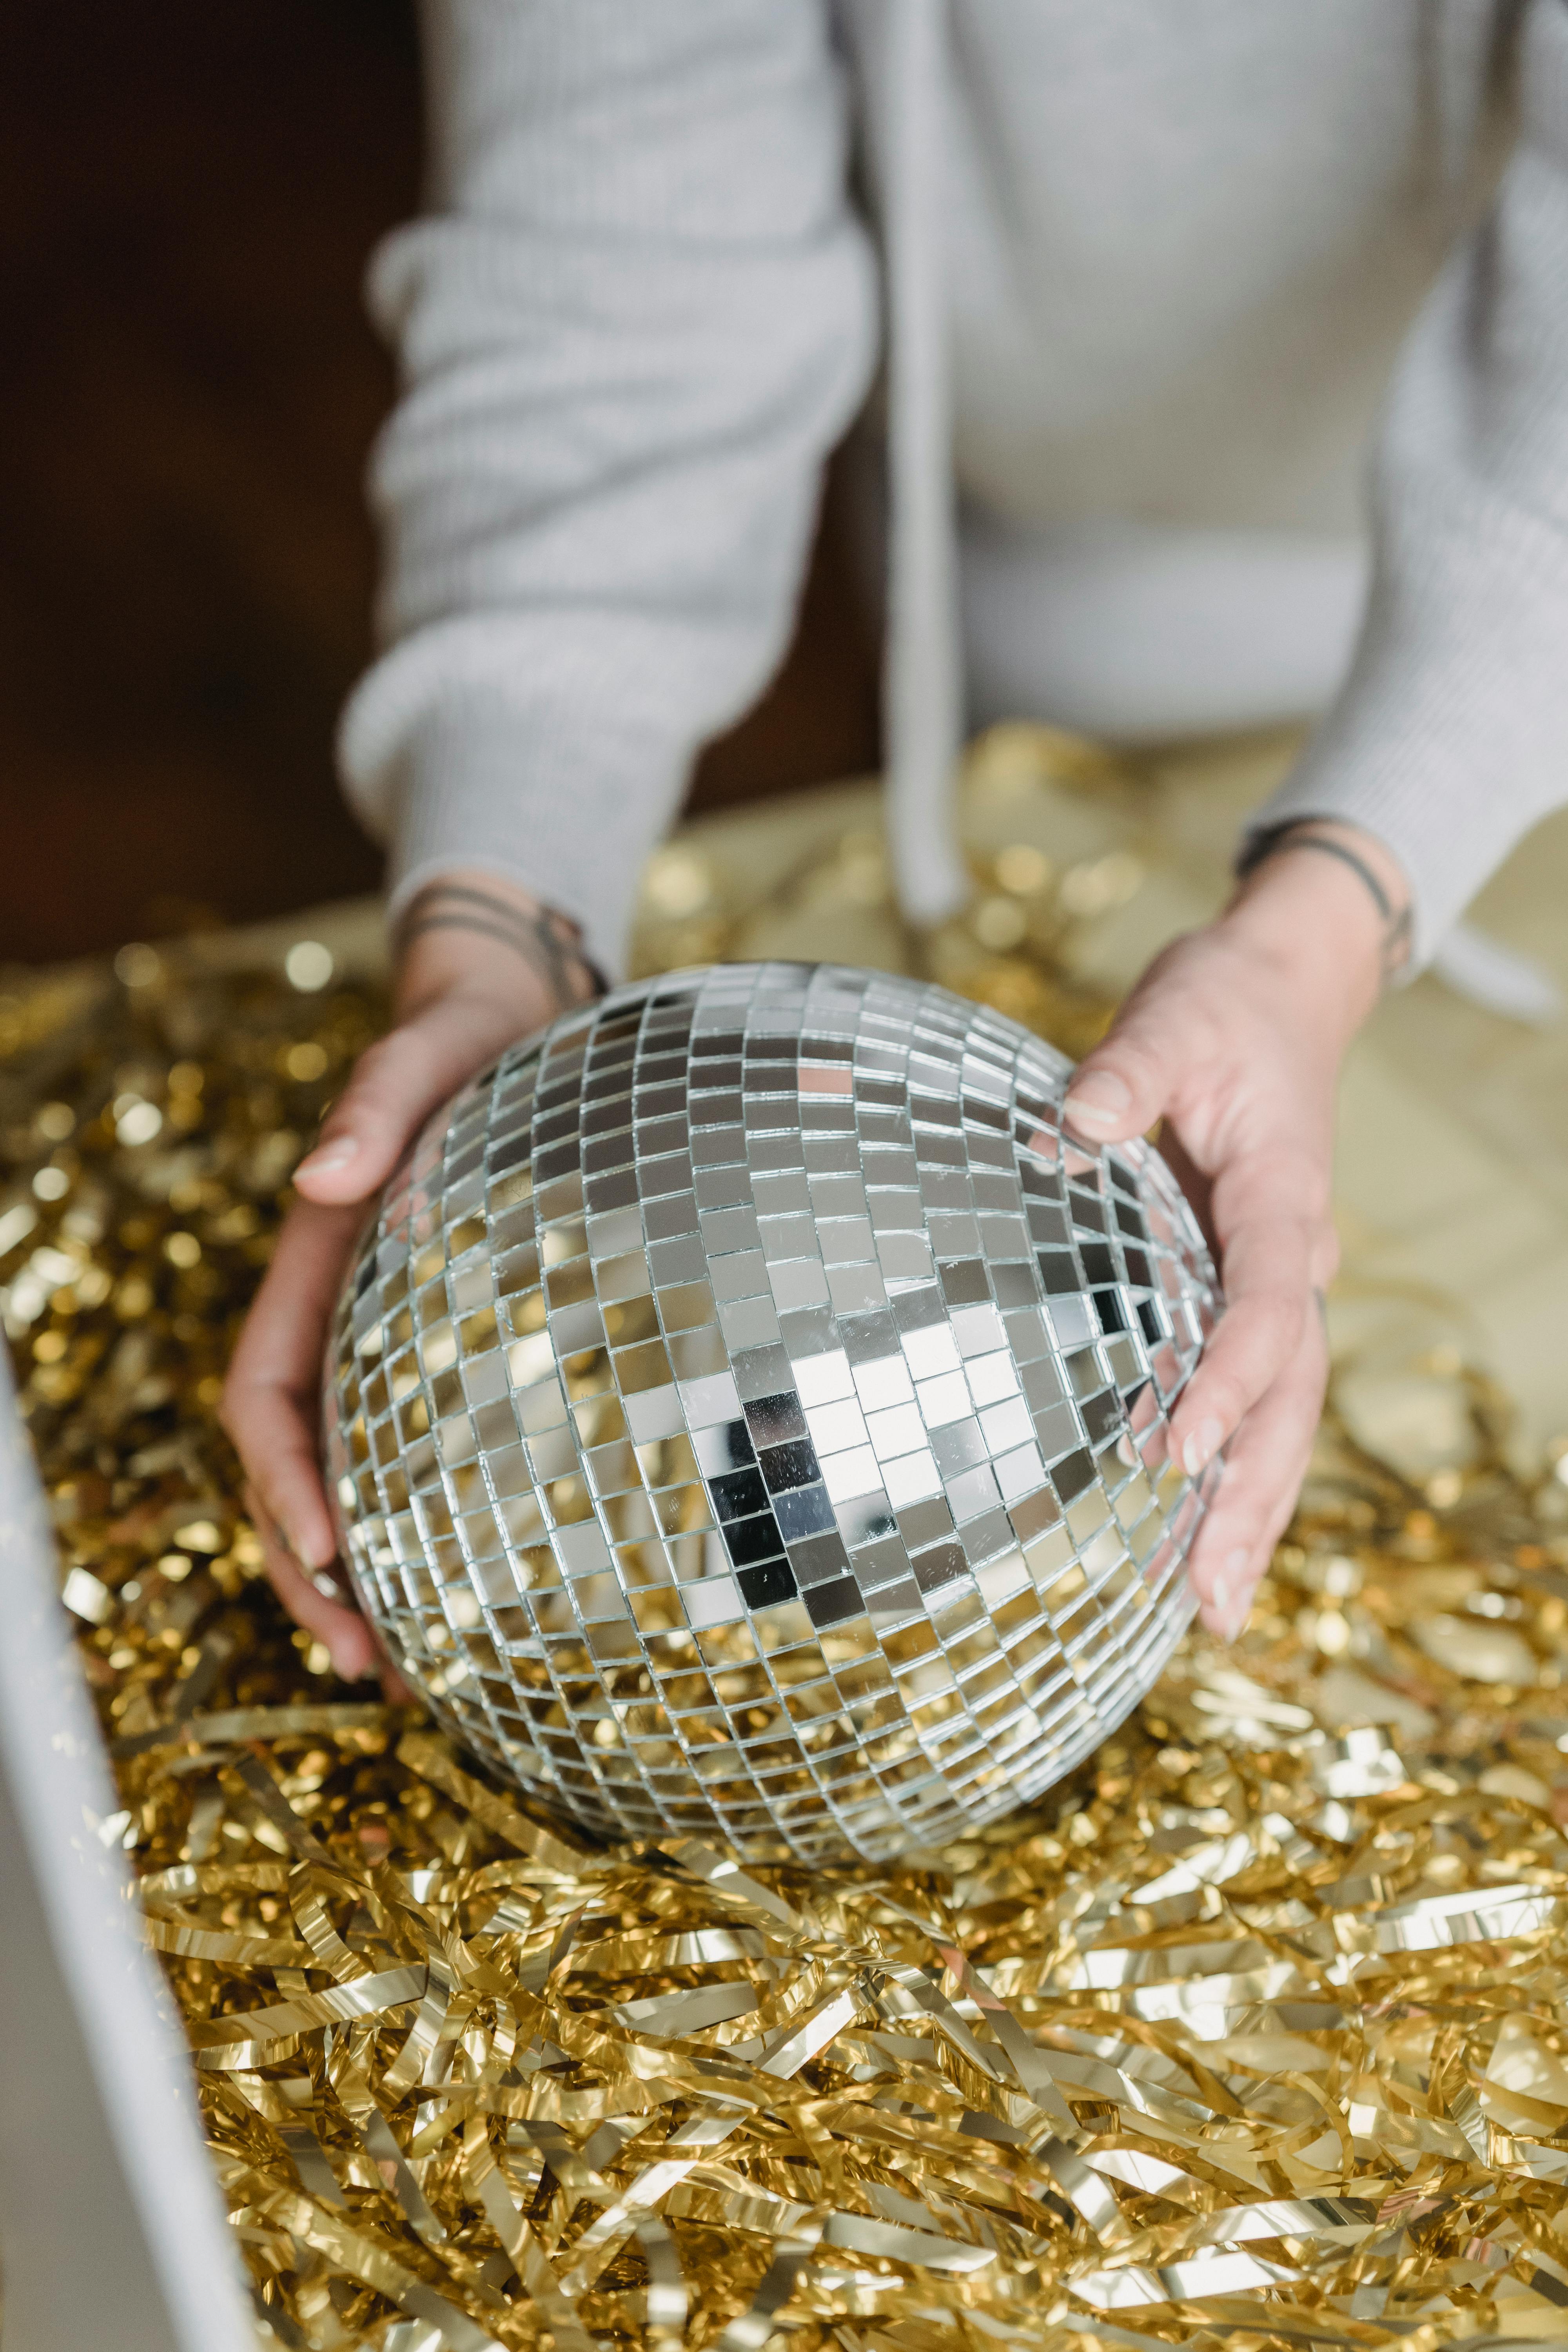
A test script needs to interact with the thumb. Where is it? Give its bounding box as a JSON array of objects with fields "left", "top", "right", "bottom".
[
  {"left": 292, "top": 997, "right": 514, "bottom": 1207},
  {"left": 1063, "top": 982, "right": 1187, "bottom": 1145}
]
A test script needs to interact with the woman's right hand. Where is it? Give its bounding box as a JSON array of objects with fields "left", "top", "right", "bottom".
[
  {"left": 222, "top": 874, "right": 598, "bottom": 1681},
  {"left": 1060, "top": 821, "right": 1406, "bottom": 1643}
]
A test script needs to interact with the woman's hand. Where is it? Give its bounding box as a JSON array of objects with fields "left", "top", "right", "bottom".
[
  {"left": 1061, "top": 824, "right": 1407, "bottom": 1643},
  {"left": 222, "top": 874, "right": 598, "bottom": 1681}
]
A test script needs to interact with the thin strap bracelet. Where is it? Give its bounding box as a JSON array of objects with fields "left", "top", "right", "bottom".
[
  {"left": 1238, "top": 820, "right": 1413, "bottom": 989},
  {"left": 394, "top": 880, "right": 608, "bottom": 1002}
]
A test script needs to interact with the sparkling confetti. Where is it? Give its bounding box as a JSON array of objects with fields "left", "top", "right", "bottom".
[
  {"left": 287, "top": 940, "right": 337, "bottom": 994},
  {"left": 113, "top": 942, "right": 162, "bottom": 990},
  {"left": 9, "top": 756, "right": 1568, "bottom": 2347}
]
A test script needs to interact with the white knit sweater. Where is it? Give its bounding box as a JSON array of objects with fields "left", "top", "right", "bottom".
[{"left": 339, "top": 0, "right": 1568, "bottom": 976}]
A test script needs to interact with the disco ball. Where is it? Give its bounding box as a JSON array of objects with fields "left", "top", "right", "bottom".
[{"left": 323, "top": 963, "right": 1220, "bottom": 1863}]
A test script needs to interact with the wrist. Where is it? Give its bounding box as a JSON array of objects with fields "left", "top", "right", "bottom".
[
  {"left": 1221, "top": 825, "right": 1405, "bottom": 1040},
  {"left": 392, "top": 869, "right": 598, "bottom": 1026}
]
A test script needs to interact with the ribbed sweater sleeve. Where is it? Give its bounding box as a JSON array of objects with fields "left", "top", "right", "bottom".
[
  {"left": 1246, "top": 0, "right": 1568, "bottom": 965},
  {"left": 337, "top": 0, "right": 877, "bottom": 980}
]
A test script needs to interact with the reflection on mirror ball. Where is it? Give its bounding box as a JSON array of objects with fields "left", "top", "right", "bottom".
[{"left": 324, "top": 964, "right": 1220, "bottom": 1862}]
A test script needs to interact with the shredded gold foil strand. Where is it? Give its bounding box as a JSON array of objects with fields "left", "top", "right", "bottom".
[{"left": 10, "top": 745, "right": 1568, "bottom": 2347}]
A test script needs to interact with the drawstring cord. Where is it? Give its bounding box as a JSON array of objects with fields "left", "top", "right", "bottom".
[{"left": 882, "top": 0, "right": 969, "bottom": 926}]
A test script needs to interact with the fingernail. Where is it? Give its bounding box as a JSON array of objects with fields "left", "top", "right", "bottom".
[
  {"left": 1064, "top": 1069, "right": 1131, "bottom": 1129},
  {"left": 296, "top": 1136, "right": 358, "bottom": 1178},
  {"left": 279, "top": 1519, "right": 339, "bottom": 1583},
  {"left": 1181, "top": 1418, "right": 1223, "bottom": 1478},
  {"left": 277, "top": 1518, "right": 320, "bottom": 1571}
]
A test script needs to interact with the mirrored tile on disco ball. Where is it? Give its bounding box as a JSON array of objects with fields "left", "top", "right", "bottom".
[{"left": 324, "top": 964, "right": 1220, "bottom": 1863}]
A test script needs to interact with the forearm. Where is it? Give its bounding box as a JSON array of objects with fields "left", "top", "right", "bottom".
[
  {"left": 1243, "top": 0, "right": 1568, "bottom": 962},
  {"left": 340, "top": 0, "right": 877, "bottom": 981}
]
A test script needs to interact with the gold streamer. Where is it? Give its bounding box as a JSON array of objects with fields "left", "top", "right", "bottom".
[{"left": 12, "top": 736, "right": 1568, "bottom": 2347}]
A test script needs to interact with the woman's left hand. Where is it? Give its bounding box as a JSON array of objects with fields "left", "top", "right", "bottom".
[{"left": 222, "top": 873, "right": 597, "bottom": 1683}]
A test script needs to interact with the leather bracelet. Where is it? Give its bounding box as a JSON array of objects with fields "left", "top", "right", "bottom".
[{"left": 1238, "top": 820, "right": 1413, "bottom": 989}]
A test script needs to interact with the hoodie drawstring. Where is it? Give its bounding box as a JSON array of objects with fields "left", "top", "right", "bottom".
[{"left": 882, "top": 0, "right": 969, "bottom": 926}]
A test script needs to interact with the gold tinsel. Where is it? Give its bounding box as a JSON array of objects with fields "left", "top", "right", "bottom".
[{"left": 9, "top": 775, "right": 1568, "bottom": 2347}]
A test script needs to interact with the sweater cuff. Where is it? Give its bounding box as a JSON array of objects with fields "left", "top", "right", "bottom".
[{"left": 356, "top": 695, "right": 688, "bottom": 985}]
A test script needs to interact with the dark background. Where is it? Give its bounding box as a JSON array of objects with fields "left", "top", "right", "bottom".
[{"left": 0, "top": 0, "right": 879, "bottom": 965}]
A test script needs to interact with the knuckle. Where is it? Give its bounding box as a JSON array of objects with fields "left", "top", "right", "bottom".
[
  {"left": 1100, "top": 1007, "right": 1175, "bottom": 1075},
  {"left": 355, "top": 1033, "right": 399, "bottom": 1080},
  {"left": 1205, "top": 1385, "right": 1250, "bottom": 1439},
  {"left": 1183, "top": 1377, "right": 1241, "bottom": 1445},
  {"left": 1128, "top": 933, "right": 1200, "bottom": 1003},
  {"left": 349, "top": 1029, "right": 441, "bottom": 1124},
  {"left": 342, "top": 1035, "right": 409, "bottom": 1107},
  {"left": 1104, "top": 1036, "right": 1163, "bottom": 1095},
  {"left": 1210, "top": 1503, "right": 1265, "bottom": 1560},
  {"left": 1228, "top": 1283, "right": 1308, "bottom": 1354}
]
